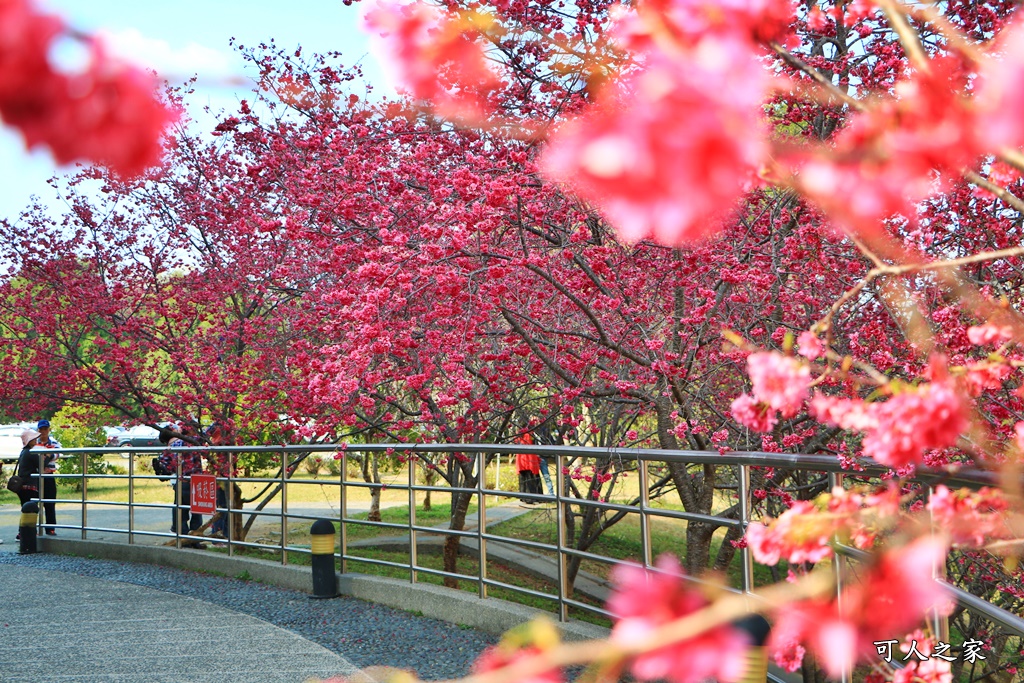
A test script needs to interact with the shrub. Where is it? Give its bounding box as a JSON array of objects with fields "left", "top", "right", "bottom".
[{"left": 302, "top": 454, "right": 323, "bottom": 476}]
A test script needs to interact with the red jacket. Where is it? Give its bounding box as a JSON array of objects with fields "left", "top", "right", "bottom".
[{"left": 516, "top": 452, "right": 540, "bottom": 474}]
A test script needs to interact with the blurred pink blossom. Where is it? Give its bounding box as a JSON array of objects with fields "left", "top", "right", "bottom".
[
  {"left": 608, "top": 555, "right": 752, "bottom": 683},
  {"left": 541, "top": 37, "right": 770, "bottom": 247}
]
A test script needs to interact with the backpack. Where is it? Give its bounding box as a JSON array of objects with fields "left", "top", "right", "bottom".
[{"left": 152, "top": 454, "right": 174, "bottom": 481}]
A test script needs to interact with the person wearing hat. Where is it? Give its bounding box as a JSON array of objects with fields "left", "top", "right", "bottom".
[
  {"left": 15, "top": 428, "right": 41, "bottom": 503},
  {"left": 30, "top": 420, "right": 61, "bottom": 534},
  {"left": 9, "top": 428, "right": 42, "bottom": 541}
]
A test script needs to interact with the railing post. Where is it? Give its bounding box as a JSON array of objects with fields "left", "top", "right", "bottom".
[
  {"left": 281, "top": 449, "right": 289, "bottom": 566},
  {"left": 226, "top": 448, "right": 234, "bottom": 558},
  {"left": 828, "top": 471, "right": 851, "bottom": 683},
  {"left": 477, "top": 450, "right": 487, "bottom": 599},
  {"left": 555, "top": 451, "right": 568, "bottom": 622},
  {"left": 339, "top": 450, "right": 348, "bottom": 574},
  {"left": 174, "top": 457, "right": 183, "bottom": 549},
  {"left": 928, "top": 486, "right": 950, "bottom": 643},
  {"left": 638, "top": 453, "right": 651, "bottom": 568},
  {"left": 36, "top": 451, "right": 44, "bottom": 536},
  {"left": 409, "top": 452, "right": 418, "bottom": 584},
  {"left": 85, "top": 449, "right": 92, "bottom": 542},
  {"left": 738, "top": 464, "right": 754, "bottom": 595}
]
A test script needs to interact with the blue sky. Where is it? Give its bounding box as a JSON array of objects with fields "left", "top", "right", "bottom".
[{"left": 0, "top": 1, "right": 389, "bottom": 220}]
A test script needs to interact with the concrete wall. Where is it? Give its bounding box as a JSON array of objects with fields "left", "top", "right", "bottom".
[{"left": 39, "top": 537, "right": 609, "bottom": 643}]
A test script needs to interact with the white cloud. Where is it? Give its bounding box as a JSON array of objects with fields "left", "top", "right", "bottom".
[{"left": 98, "top": 27, "right": 245, "bottom": 86}]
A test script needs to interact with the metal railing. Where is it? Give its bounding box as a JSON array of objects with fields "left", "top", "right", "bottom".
[{"left": 19, "top": 443, "right": 1024, "bottom": 680}]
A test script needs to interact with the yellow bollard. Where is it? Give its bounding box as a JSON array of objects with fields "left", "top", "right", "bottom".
[
  {"left": 19, "top": 501, "right": 38, "bottom": 554},
  {"left": 310, "top": 519, "right": 338, "bottom": 599}
]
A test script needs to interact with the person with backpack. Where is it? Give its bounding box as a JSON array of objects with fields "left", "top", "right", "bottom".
[{"left": 156, "top": 424, "right": 204, "bottom": 538}]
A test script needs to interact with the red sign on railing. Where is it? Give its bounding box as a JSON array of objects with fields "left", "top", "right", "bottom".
[{"left": 190, "top": 474, "right": 217, "bottom": 515}]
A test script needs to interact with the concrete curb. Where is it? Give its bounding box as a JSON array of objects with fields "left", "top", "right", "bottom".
[{"left": 40, "top": 536, "right": 609, "bottom": 643}]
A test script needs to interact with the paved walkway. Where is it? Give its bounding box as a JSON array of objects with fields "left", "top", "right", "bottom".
[
  {"left": 0, "top": 497, "right": 573, "bottom": 683},
  {"left": 0, "top": 498, "right": 603, "bottom": 682},
  {"left": 0, "top": 563, "right": 360, "bottom": 683}
]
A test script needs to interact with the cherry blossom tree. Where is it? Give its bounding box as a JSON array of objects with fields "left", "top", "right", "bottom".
[
  {"left": 4, "top": 0, "right": 1024, "bottom": 678},
  {"left": 352, "top": 0, "right": 1024, "bottom": 680}
]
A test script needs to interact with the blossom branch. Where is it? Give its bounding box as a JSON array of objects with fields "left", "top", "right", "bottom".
[
  {"left": 964, "top": 170, "right": 1024, "bottom": 214},
  {"left": 437, "top": 571, "right": 836, "bottom": 683},
  {"left": 769, "top": 42, "right": 864, "bottom": 111},
  {"left": 876, "top": 0, "right": 931, "bottom": 73}
]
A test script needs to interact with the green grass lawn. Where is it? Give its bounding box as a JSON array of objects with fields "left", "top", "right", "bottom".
[{"left": 486, "top": 506, "right": 779, "bottom": 590}]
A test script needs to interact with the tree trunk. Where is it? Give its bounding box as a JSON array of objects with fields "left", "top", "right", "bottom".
[
  {"left": 714, "top": 522, "right": 743, "bottom": 572},
  {"left": 422, "top": 468, "right": 436, "bottom": 511},
  {"left": 363, "top": 455, "right": 381, "bottom": 522},
  {"left": 565, "top": 554, "right": 581, "bottom": 598},
  {"left": 685, "top": 522, "right": 715, "bottom": 576},
  {"left": 230, "top": 483, "right": 244, "bottom": 541},
  {"left": 443, "top": 487, "right": 473, "bottom": 588}
]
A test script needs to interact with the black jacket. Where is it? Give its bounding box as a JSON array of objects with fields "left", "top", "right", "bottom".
[{"left": 16, "top": 446, "right": 51, "bottom": 491}]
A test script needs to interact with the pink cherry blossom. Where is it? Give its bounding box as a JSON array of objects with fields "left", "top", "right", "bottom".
[
  {"left": 926, "top": 485, "right": 1010, "bottom": 547},
  {"left": 796, "top": 331, "right": 824, "bottom": 361},
  {"left": 861, "top": 382, "right": 967, "bottom": 468},
  {"left": 963, "top": 361, "right": 1012, "bottom": 397},
  {"left": 770, "top": 635, "right": 806, "bottom": 672},
  {"left": 894, "top": 659, "right": 953, "bottom": 683},
  {"left": 746, "top": 352, "right": 810, "bottom": 418},
  {"left": 0, "top": 0, "right": 173, "bottom": 177},
  {"left": 731, "top": 393, "right": 777, "bottom": 432},
  {"left": 472, "top": 645, "right": 562, "bottom": 683},
  {"left": 745, "top": 521, "right": 783, "bottom": 565},
  {"left": 363, "top": 0, "right": 501, "bottom": 120},
  {"left": 810, "top": 395, "right": 878, "bottom": 432},
  {"left": 813, "top": 380, "right": 968, "bottom": 469},
  {"left": 637, "top": 0, "right": 798, "bottom": 49},
  {"left": 747, "top": 500, "right": 835, "bottom": 565},
  {"left": 975, "top": 16, "right": 1024, "bottom": 151},
  {"left": 794, "top": 58, "right": 981, "bottom": 236},
  {"left": 541, "top": 37, "right": 770, "bottom": 246},
  {"left": 608, "top": 555, "right": 752, "bottom": 683},
  {"left": 772, "top": 536, "right": 949, "bottom": 677},
  {"left": 966, "top": 323, "right": 1013, "bottom": 346}
]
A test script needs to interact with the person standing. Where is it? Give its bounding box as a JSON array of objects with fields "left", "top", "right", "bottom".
[
  {"left": 206, "top": 423, "right": 237, "bottom": 538},
  {"left": 157, "top": 425, "right": 205, "bottom": 537},
  {"left": 516, "top": 450, "right": 542, "bottom": 504},
  {"left": 538, "top": 456, "right": 554, "bottom": 497},
  {"left": 515, "top": 430, "right": 544, "bottom": 502},
  {"left": 15, "top": 428, "right": 42, "bottom": 540},
  {"left": 34, "top": 419, "right": 60, "bottom": 535}
]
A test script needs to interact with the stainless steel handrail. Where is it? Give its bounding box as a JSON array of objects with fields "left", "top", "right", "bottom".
[{"left": 28, "top": 443, "right": 1023, "bottom": 649}]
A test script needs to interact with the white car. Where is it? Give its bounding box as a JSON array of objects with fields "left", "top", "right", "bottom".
[{"left": 0, "top": 424, "right": 23, "bottom": 463}]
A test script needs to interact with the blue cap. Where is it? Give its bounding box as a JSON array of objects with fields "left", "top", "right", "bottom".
[{"left": 37, "top": 419, "right": 50, "bottom": 429}]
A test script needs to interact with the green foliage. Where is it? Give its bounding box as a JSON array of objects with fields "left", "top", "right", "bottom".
[
  {"left": 485, "top": 459, "right": 521, "bottom": 491},
  {"left": 51, "top": 404, "right": 117, "bottom": 490},
  {"left": 323, "top": 455, "right": 342, "bottom": 476},
  {"left": 302, "top": 455, "right": 324, "bottom": 476}
]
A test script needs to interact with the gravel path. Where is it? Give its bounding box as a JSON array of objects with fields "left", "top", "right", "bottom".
[{"left": 0, "top": 552, "right": 497, "bottom": 680}]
